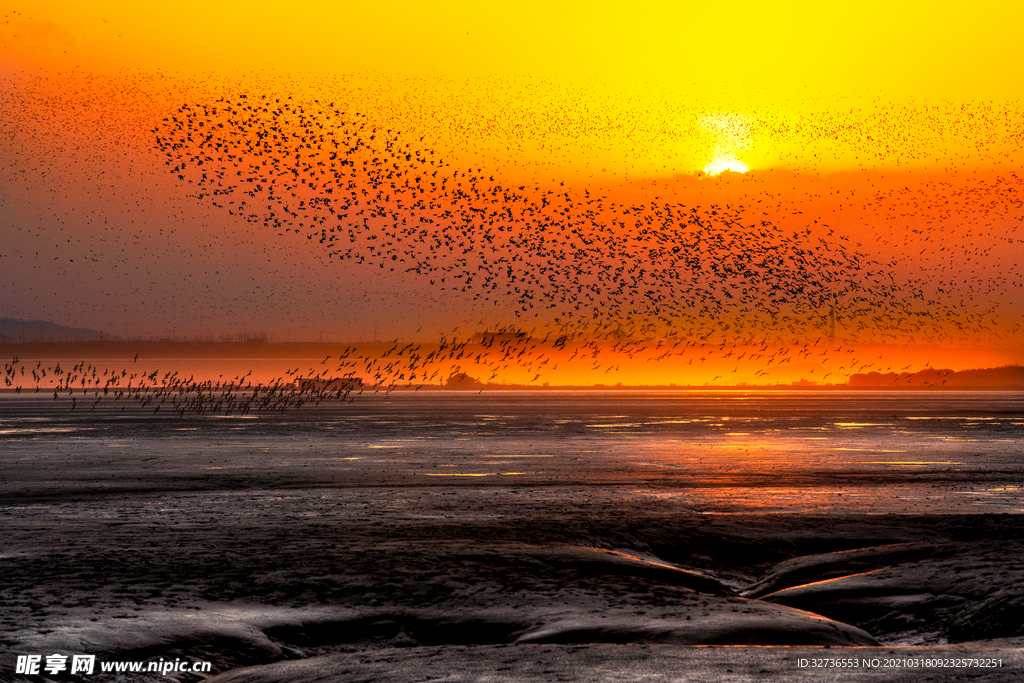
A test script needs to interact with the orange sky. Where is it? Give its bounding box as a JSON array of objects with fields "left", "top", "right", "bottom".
[{"left": 2, "top": 1, "right": 1023, "bottom": 385}]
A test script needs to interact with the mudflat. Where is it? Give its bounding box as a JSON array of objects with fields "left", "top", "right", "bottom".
[{"left": 3, "top": 391, "right": 1023, "bottom": 681}]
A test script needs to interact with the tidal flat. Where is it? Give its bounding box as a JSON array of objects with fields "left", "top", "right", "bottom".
[{"left": 3, "top": 391, "right": 1024, "bottom": 681}]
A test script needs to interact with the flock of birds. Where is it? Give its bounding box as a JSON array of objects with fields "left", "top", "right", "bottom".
[
  {"left": 153, "top": 95, "right": 943, "bottom": 340},
  {"left": 3, "top": 329, "right": 880, "bottom": 415},
  {"left": 1, "top": 356, "right": 360, "bottom": 415},
  {"left": 3, "top": 73, "right": 1022, "bottom": 414}
]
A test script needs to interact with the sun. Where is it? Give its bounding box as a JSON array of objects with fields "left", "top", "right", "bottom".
[{"left": 703, "top": 156, "right": 749, "bottom": 176}]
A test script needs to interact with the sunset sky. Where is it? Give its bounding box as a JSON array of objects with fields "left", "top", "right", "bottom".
[{"left": 2, "top": 1, "right": 1022, "bottom": 385}]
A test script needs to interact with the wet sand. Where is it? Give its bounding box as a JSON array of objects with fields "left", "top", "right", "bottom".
[{"left": 2, "top": 392, "right": 1023, "bottom": 681}]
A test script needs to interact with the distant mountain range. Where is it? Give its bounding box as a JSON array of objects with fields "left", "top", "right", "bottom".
[{"left": 0, "top": 318, "right": 109, "bottom": 341}]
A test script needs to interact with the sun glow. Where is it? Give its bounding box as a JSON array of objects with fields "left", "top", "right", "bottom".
[{"left": 703, "top": 157, "right": 749, "bottom": 175}]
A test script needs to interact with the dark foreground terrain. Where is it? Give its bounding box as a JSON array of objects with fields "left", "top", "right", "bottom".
[{"left": 2, "top": 392, "right": 1024, "bottom": 681}]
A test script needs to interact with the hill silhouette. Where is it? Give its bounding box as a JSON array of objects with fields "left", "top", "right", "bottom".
[
  {"left": 849, "top": 365, "right": 1024, "bottom": 388},
  {"left": 0, "top": 318, "right": 109, "bottom": 342}
]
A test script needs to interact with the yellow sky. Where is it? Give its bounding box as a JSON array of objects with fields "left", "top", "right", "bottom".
[
  {"left": 6, "top": 0, "right": 1021, "bottom": 180},
  {"left": 2, "top": 0, "right": 1022, "bottom": 363},
  {"left": 4, "top": 1, "right": 1023, "bottom": 100}
]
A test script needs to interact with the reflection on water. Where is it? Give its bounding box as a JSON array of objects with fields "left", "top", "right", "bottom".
[{"left": 2, "top": 390, "right": 1022, "bottom": 515}]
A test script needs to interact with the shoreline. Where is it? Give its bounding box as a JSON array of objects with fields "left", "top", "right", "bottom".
[{"left": 4, "top": 385, "right": 1024, "bottom": 394}]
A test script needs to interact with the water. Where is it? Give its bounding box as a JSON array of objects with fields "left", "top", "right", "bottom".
[{"left": 3, "top": 390, "right": 1022, "bottom": 515}]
